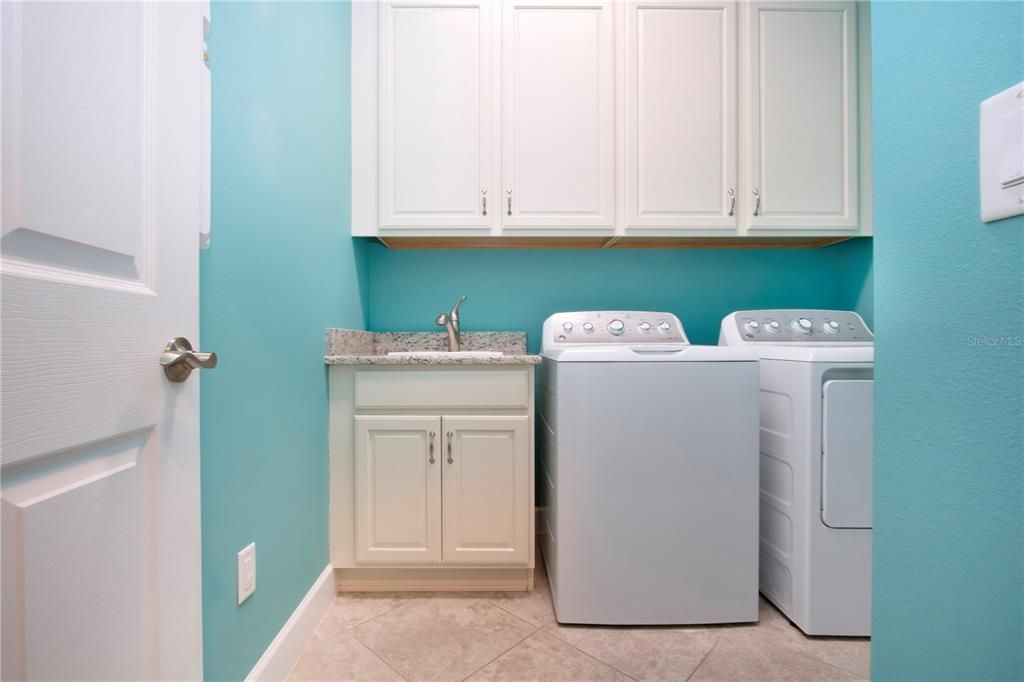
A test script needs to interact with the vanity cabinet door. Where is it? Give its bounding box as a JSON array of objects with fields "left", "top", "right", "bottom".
[
  {"left": 378, "top": 1, "right": 496, "bottom": 228},
  {"left": 354, "top": 416, "right": 442, "bottom": 563},
  {"left": 747, "top": 1, "right": 859, "bottom": 229},
  {"left": 624, "top": 0, "right": 738, "bottom": 230},
  {"left": 501, "top": 0, "right": 616, "bottom": 230},
  {"left": 442, "top": 416, "right": 530, "bottom": 564}
]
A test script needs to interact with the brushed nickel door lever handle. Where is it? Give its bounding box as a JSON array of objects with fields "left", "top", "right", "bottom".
[{"left": 160, "top": 337, "right": 217, "bottom": 383}]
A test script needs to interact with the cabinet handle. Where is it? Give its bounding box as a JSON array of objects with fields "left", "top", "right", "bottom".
[
  {"left": 482, "top": 189, "right": 487, "bottom": 216},
  {"left": 506, "top": 189, "right": 512, "bottom": 217},
  {"left": 446, "top": 431, "right": 454, "bottom": 464},
  {"left": 728, "top": 188, "right": 736, "bottom": 217},
  {"left": 752, "top": 188, "right": 761, "bottom": 216},
  {"left": 428, "top": 431, "right": 436, "bottom": 464}
]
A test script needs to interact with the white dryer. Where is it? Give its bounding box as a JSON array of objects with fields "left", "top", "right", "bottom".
[
  {"left": 720, "top": 309, "right": 874, "bottom": 636},
  {"left": 540, "top": 311, "right": 759, "bottom": 625}
]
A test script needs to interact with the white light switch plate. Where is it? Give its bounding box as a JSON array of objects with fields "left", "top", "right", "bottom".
[
  {"left": 981, "top": 81, "right": 1024, "bottom": 223},
  {"left": 237, "top": 543, "right": 256, "bottom": 604}
]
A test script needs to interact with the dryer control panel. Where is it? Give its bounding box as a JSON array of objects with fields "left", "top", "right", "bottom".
[
  {"left": 723, "top": 310, "right": 873, "bottom": 343},
  {"left": 543, "top": 311, "right": 688, "bottom": 347}
]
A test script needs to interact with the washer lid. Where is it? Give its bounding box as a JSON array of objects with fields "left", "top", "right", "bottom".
[{"left": 542, "top": 345, "right": 757, "bottom": 363}]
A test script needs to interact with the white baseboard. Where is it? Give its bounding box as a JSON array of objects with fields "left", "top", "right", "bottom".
[{"left": 246, "top": 564, "right": 335, "bottom": 682}]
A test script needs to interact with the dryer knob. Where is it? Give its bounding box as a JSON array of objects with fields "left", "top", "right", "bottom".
[
  {"left": 582, "top": 322, "right": 595, "bottom": 332},
  {"left": 824, "top": 320, "right": 840, "bottom": 334},
  {"left": 562, "top": 321, "right": 574, "bottom": 332},
  {"left": 658, "top": 321, "right": 671, "bottom": 332},
  {"left": 744, "top": 320, "right": 761, "bottom": 334},
  {"left": 638, "top": 322, "right": 652, "bottom": 332},
  {"left": 608, "top": 319, "right": 626, "bottom": 336}
]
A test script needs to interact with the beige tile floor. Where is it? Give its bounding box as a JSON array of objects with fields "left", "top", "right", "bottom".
[{"left": 288, "top": 549, "right": 869, "bottom": 682}]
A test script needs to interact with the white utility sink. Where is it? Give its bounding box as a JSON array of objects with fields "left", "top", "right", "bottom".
[{"left": 387, "top": 351, "right": 504, "bottom": 359}]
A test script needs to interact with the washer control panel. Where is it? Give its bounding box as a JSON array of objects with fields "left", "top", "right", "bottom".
[
  {"left": 544, "top": 311, "right": 688, "bottom": 346},
  {"left": 729, "top": 310, "right": 873, "bottom": 342}
]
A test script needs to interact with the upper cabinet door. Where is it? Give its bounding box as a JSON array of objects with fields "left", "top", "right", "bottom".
[
  {"left": 502, "top": 0, "right": 615, "bottom": 229},
  {"left": 748, "top": 1, "right": 858, "bottom": 229},
  {"left": 378, "top": 1, "right": 495, "bottom": 228},
  {"left": 354, "top": 416, "right": 443, "bottom": 564},
  {"left": 625, "top": 1, "right": 737, "bottom": 230}
]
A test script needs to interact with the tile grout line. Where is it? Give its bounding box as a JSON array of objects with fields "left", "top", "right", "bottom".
[
  {"left": 457, "top": 623, "right": 541, "bottom": 682},
  {"left": 779, "top": 643, "right": 868, "bottom": 680},
  {"left": 684, "top": 635, "right": 721, "bottom": 682},
  {"left": 543, "top": 627, "right": 641, "bottom": 681},
  {"left": 345, "top": 627, "right": 412, "bottom": 682},
  {"left": 344, "top": 600, "right": 418, "bottom": 681}
]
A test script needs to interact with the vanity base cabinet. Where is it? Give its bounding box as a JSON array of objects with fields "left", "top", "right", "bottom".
[
  {"left": 443, "top": 416, "right": 531, "bottom": 564},
  {"left": 330, "top": 365, "right": 536, "bottom": 592},
  {"left": 354, "top": 416, "right": 442, "bottom": 564}
]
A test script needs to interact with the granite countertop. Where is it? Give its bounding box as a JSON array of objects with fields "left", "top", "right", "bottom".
[{"left": 324, "top": 329, "right": 541, "bottom": 365}]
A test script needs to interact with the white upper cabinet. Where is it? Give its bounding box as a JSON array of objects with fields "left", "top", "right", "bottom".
[
  {"left": 501, "top": 0, "right": 616, "bottom": 229},
  {"left": 378, "top": 1, "right": 496, "bottom": 228},
  {"left": 353, "top": 0, "right": 870, "bottom": 239},
  {"left": 625, "top": 1, "right": 737, "bottom": 230},
  {"left": 747, "top": 1, "right": 859, "bottom": 230}
]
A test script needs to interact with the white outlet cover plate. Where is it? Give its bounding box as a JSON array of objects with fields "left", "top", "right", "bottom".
[
  {"left": 981, "top": 81, "right": 1024, "bottom": 223},
  {"left": 237, "top": 543, "right": 256, "bottom": 604}
]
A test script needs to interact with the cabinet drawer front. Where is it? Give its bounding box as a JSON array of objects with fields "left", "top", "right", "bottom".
[{"left": 354, "top": 370, "right": 529, "bottom": 409}]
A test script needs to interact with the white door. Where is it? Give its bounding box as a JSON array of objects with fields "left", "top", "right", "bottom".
[
  {"left": 442, "top": 417, "right": 530, "bottom": 564},
  {"left": 354, "top": 416, "right": 443, "bottom": 564},
  {"left": 502, "top": 0, "right": 615, "bottom": 230},
  {"left": 625, "top": 0, "right": 738, "bottom": 230},
  {"left": 378, "top": 0, "right": 496, "bottom": 229},
  {"left": 747, "top": 1, "right": 858, "bottom": 229},
  {"left": 1, "top": 2, "right": 209, "bottom": 680}
]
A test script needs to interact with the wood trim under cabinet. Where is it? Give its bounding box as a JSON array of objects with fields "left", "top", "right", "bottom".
[{"left": 376, "top": 236, "right": 855, "bottom": 250}]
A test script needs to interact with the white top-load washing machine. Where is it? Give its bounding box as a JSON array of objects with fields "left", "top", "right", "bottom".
[
  {"left": 720, "top": 309, "right": 874, "bottom": 636},
  {"left": 539, "top": 311, "right": 760, "bottom": 625}
]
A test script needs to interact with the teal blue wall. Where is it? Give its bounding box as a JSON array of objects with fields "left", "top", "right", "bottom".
[
  {"left": 367, "top": 241, "right": 873, "bottom": 347},
  {"left": 200, "top": 3, "right": 365, "bottom": 680},
  {"left": 835, "top": 237, "right": 873, "bottom": 327},
  {"left": 871, "top": 2, "right": 1024, "bottom": 680}
]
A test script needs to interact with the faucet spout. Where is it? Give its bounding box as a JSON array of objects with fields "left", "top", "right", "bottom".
[{"left": 436, "top": 296, "right": 468, "bottom": 352}]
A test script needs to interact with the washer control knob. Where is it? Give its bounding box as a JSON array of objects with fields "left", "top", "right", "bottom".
[
  {"left": 766, "top": 320, "right": 781, "bottom": 333},
  {"left": 744, "top": 320, "right": 761, "bottom": 334},
  {"left": 582, "top": 322, "right": 595, "bottom": 333},
  {"left": 658, "top": 321, "right": 672, "bottom": 333},
  {"left": 791, "top": 317, "right": 813, "bottom": 334},
  {"left": 562, "top": 321, "right": 574, "bottom": 332},
  {"left": 608, "top": 319, "right": 626, "bottom": 336},
  {"left": 823, "top": 320, "right": 840, "bottom": 334},
  {"left": 638, "top": 321, "right": 652, "bottom": 332}
]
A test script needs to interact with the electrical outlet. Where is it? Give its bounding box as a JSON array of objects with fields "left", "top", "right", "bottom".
[{"left": 237, "top": 543, "right": 256, "bottom": 604}]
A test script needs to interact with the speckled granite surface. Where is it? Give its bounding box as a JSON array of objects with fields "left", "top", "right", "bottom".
[
  {"left": 374, "top": 331, "right": 526, "bottom": 355},
  {"left": 324, "top": 329, "right": 375, "bottom": 356},
  {"left": 324, "top": 329, "right": 538, "bottom": 365}
]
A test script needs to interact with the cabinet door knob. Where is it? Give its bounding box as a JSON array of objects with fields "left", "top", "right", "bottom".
[
  {"left": 482, "top": 189, "right": 487, "bottom": 216},
  {"left": 728, "top": 188, "right": 736, "bottom": 217},
  {"left": 428, "top": 431, "right": 436, "bottom": 464},
  {"left": 446, "top": 431, "right": 454, "bottom": 464},
  {"left": 752, "top": 188, "right": 761, "bottom": 216},
  {"left": 506, "top": 190, "right": 512, "bottom": 217}
]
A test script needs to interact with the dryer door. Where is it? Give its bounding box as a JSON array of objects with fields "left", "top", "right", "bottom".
[{"left": 821, "top": 379, "right": 873, "bottom": 529}]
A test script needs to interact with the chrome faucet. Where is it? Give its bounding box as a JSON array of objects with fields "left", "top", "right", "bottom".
[{"left": 435, "top": 296, "right": 467, "bottom": 352}]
